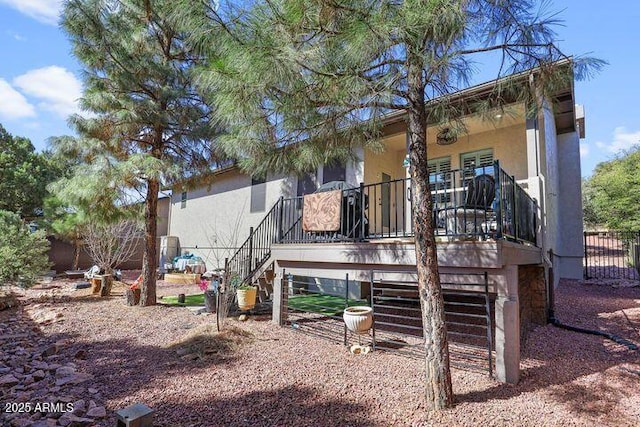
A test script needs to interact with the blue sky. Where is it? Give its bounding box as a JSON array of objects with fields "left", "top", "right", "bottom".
[{"left": 0, "top": 0, "right": 638, "bottom": 177}]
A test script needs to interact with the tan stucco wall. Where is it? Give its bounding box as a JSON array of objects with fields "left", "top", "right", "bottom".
[
  {"left": 363, "top": 146, "right": 406, "bottom": 184},
  {"left": 425, "top": 122, "right": 528, "bottom": 179}
]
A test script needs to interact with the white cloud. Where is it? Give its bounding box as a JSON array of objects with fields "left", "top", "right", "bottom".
[
  {"left": 0, "top": 0, "right": 62, "bottom": 25},
  {"left": 13, "top": 66, "right": 83, "bottom": 119},
  {"left": 580, "top": 142, "right": 589, "bottom": 158},
  {"left": 595, "top": 127, "right": 640, "bottom": 154},
  {"left": 0, "top": 79, "right": 36, "bottom": 120},
  {"left": 6, "top": 30, "right": 27, "bottom": 41}
]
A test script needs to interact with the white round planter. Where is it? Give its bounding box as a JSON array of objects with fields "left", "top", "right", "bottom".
[{"left": 343, "top": 306, "right": 373, "bottom": 334}]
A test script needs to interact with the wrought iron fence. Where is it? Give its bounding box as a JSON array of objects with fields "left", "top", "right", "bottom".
[
  {"left": 281, "top": 161, "right": 537, "bottom": 245},
  {"left": 279, "top": 269, "right": 495, "bottom": 374},
  {"left": 584, "top": 231, "right": 640, "bottom": 280},
  {"left": 226, "top": 161, "right": 538, "bottom": 287},
  {"left": 225, "top": 198, "right": 282, "bottom": 285},
  {"left": 495, "top": 164, "right": 537, "bottom": 244},
  {"left": 370, "top": 271, "right": 494, "bottom": 375}
]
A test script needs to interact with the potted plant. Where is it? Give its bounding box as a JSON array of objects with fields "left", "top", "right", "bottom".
[
  {"left": 343, "top": 306, "right": 373, "bottom": 334},
  {"left": 236, "top": 284, "right": 257, "bottom": 311}
]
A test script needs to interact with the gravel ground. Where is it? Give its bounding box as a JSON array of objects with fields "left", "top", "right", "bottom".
[{"left": 1, "top": 276, "right": 639, "bottom": 426}]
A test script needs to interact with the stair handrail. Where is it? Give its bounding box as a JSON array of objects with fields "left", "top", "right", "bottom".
[{"left": 225, "top": 197, "right": 285, "bottom": 286}]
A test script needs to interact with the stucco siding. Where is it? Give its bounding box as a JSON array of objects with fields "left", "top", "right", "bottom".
[
  {"left": 541, "top": 103, "right": 561, "bottom": 263},
  {"left": 556, "top": 131, "right": 584, "bottom": 279},
  {"left": 168, "top": 169, "right": 293, "bottom": 270},
  {"left": 426, "top": 123, "right": 528, "bottom": 179}
]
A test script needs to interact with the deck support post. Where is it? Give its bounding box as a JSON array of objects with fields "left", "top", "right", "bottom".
[
  {"left": 272, "top": 265, "right": 285, "bottom": 325},
  {"left": 495, "top": 264, "right": 520, "bottom": 384}
]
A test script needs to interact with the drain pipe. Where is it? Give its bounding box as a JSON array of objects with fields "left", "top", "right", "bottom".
[{"left": 546, "top": 250, "right": 639, "bottom": 352}]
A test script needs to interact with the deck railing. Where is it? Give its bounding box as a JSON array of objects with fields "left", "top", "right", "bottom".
[
  {"left": 226, "top": 161, "right": 538, "bottom": 285},
  {"left": 280, "top": 161, "right": 538, "bottom": 245}
]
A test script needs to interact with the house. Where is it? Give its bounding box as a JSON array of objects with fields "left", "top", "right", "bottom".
[{"left": 166, "top": 69, "right": 585, "bottom": 385}]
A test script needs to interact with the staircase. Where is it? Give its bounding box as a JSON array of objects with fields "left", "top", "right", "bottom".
[{"left": 224, "top": 197, "right": 293, "bottom": 302}]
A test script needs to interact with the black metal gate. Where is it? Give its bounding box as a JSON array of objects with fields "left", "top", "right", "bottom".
[
  {"left": 584, "top": 231, "right": 640, "bottom": 280},
  {"left": 281, "top": 269, "right": 495, "bottom": 375},
  {"left": 282, "top": 271, "right": 367, "bottom": 344},
  {"left": 370, "top": 271, "right": 494, "bottom": 375}
]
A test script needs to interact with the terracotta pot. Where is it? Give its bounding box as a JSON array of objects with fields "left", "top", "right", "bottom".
[
  {"left": 343, "top": 306, "right": 373, "bottom": 334},
  {"left": 237, "top": 287, "right": 257, "bottom": 311}
]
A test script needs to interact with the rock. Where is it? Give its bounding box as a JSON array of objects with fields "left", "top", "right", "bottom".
[
  {"left": 73, "top": 350, "right": 87, "bottom": 360},
  {"left": 55, "top": 372, "right": 93, "bottom": 386},
  {"left": 9, "top": 417, "right": 31, "bottom": 427},
  {"left": 0, "top": 374, "right": 20, "bottom": 386},
  {"left": 30, "top": 310, "right": 64, "bottom": 324},
  {"left": 23, "top": 375, "right": 34, "bottom": 385},
  {"left": 40, "top": 345, "right": 58, "bottom": 357},
  {"left": 55, "top": 366, "right": 76, "bottom": 378},
  {"left": 180, "top": 353, "right": 199, "bottom": 361},
  {"left": 175, "top": 348, "right": 190, "bottom": 356},
  {"left": 238, "top": 314, "right": 248, "bottom": 321},
  {"left": 87, "top": 388, "right": 98, "bottom": 394},
  {"left": 85, "top": 406, "right": 106, "bottom": 418},
  {"left": 88, "top": 400, "right": 96, "bottom": 410},
  {"left": 32, "top": 361, "right": 48, "bottom": 370},
  {"left": 56, "top": 414, "right": 71, "bottom": 427},
  {"left": 32, "top": 370, "right": 46, "bottom": 380},
  {"left": 72, "top": 399, "right": 86, "bottom": 416}
]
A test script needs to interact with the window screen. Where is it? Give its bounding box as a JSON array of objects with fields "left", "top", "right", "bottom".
[
  {"left": 323, "top": 163, "right": 346, "bottom": 183},
  {"left": 296, "top": 173, "right": 317, "bottom": 196},
  {"left": 250, "top": 177, "right": 266, "bottom": 213},
  {"left": 460, "top": 149, "right": 494, "bottom": 173},
  {"left": 180, "top": 191, "right": 187, "bottom": 209}
]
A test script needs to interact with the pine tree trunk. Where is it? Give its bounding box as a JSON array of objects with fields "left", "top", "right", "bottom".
[
  {"left": 139, "top": 177, "right": 159, "bottom": 306},
  {"left": 407, "top": 57, "right": 453, "bottom": 410}
]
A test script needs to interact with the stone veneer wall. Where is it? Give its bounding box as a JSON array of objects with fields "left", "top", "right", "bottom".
[{"left": 518, "top": 265, "right": 547, "bottom": 344}]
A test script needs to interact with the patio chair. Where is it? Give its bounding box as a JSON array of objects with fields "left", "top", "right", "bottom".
[{"left": 437, "top": 174, "right": 496, "bottom": 235}]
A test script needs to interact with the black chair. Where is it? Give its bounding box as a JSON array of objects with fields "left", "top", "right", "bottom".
[{"left": 438, "top": 174, "right": 496, "bottom": 235}]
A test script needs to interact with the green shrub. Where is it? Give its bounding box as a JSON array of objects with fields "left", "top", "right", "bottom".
[{"left": 0, "top": 210, "right": 51, "bottom": 287}]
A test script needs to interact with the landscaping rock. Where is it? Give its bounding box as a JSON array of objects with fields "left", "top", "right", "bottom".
[
  {"left": 86, "top": 406, "right": 106, "bottom": 418},
  {"left": 0, "top": 374, "right": 19, "bottom": 386},
  {"left": 55, "top": 366, "right": 76, "bottom": 378}
]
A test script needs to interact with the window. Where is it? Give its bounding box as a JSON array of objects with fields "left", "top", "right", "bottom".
[
  {"left": 250, "top": 177, "right": 267, "bottom": 213},
  {"left": 296, "top": 173, "right": 317, "bottom": 196},
  {"left": 180, "top": 191, "right": 187, "bottom": 209},
  {"left": 323, "top": 163, "right": 346, "bottom": 183},
  {"left": 460, "top": 149, "right": 494, "bottom": 174},
  {"left": 428, "top": 156, "right": 452, "bottom": 205}
]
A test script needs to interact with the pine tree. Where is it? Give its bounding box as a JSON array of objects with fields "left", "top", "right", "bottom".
[
  {"left": 177, "top": 0, "right": 603, "bottom": 409},
  {"left": 61, "top": 0, "right": 225, "bottom": 306}
]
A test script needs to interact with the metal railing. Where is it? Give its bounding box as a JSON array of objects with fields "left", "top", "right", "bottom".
[
  {"left": 370, "top": 271, "right": 494, "bottom": 374},
  {"left": 584, "top": 230, "right": 640, "bottom": 280},
  {"left": 225, "top": 198, "right": 283, "bottom": 285},
  {"left": 280, "top": 161, "right": 538, "bottom": 244},
  {"left": 225, "top": 161, "right": 539, "bottom": 286},
  {"left": 495, "top": 164, "right": 538, "bottom": 244}
]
